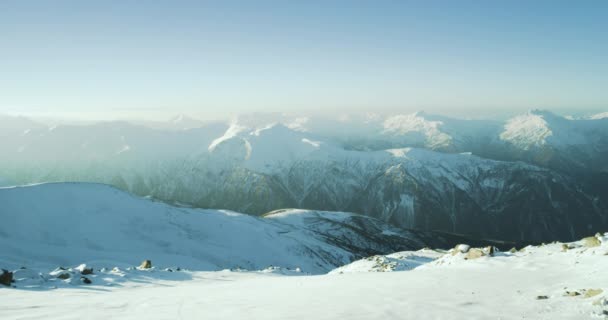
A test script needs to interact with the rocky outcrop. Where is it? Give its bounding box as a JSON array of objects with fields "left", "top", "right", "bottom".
[
  {"left": 139, "top": 260, "right": 152, "bottom": 269},
  {"left": 582, "top": 236, "right": 601, "bottom": 248}
]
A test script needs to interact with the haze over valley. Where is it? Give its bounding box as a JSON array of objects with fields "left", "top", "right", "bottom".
[{"left": 2, "top": 1, "right": 608, "bottom": 319}]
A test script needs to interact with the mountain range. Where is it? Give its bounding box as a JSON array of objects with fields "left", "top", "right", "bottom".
[{"left": 1, "top": 110, "right": 607, "bottom": 243}]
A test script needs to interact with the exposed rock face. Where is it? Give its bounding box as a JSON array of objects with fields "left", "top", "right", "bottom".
[
  {"left": 0, "top": 269, "right": 13, "bottom": 286},
  {"left": 106, "top": 152, "right": 605, "bottom": 244}
]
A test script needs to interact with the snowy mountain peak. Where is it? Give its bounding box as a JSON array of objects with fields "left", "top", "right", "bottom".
[
  {"left": 208, "top": 122, "right": 248, "bottom": 151},
  {"left": 590, "top": 111, "right": 608, "bottom": 120},
  {"left": 527, "top": 109, "right": 560, "bottom": 119},
  {"left": 500, "top": 111, "right": 553, "bottom": 149},
  {"left": 382, "top": 112, "right": 452, "bottom": 148},
  {"left": 251, "top": 122, "right": 295, "bottom": 137}
]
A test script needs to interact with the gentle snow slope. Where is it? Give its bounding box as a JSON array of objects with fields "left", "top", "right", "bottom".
[
  {"left": 2, "top": 235, "right": 606, "bottom": 319},
  {"left": 0, "top": 182, "right": 432, "bottom": 274}
]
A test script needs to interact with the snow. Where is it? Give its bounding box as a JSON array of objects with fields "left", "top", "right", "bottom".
[
  {"left": 500, "top": 110, "right": 554, "bottom": 149},
  {"left": 208, "top": 121, "right": 247, "bottom": 151},
  {"left": 0, "top": 183, "right": 359, "bottom": 274},
  {"left": 500, "top": 109, "right": 607, "bottom": 149},
  {"left": 589, "top": 112, "right": 608, "bottom": 120},
  {"left": 328, "top": 249, "right": 444, "bottom": 274},
  {"left": 0, "top": 183, "right": 433, "bottom": 275},
  {"left": 383, "top": 112, "right": 453, "bottom": 148},
  {"left": 1, "top": 183, "right": 607, "bottom": 319},
  {"left": 2, "top": 235, "right": 607, "bottom": 319}
]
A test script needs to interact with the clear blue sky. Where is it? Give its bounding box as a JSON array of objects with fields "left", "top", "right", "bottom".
[{"left": 1, "top": 0, "right": 607, "bottom": 119}]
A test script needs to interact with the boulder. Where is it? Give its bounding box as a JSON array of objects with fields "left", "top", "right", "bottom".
[
  {"left": 584, "top": 288, "right": 603, "bottom": 298},
  {"left": 484, "top": 246, "right": 495, "bottom": 256},
  {"left": 465, "top": 248, "right": 485, "bottom": 260},
  {"left": 50, "top": 267, "right": 71, "bottom": 279},
  {"left": 56, "top": 273, "right": 70, "bottom": 280},
  {"left": 0, "top": 269, "right": 13, "bottom": 286},
  {"left": 81, "top": 268, "right": 94, "bottom": 275},
  {"left": 452, "top": 244, "right": 470, "bottom": 255},
  {"left": 139, "top": 260, "right": 152, "bottom": 269},
  {"left": 582, "top": 236, "right": 601, "bottom": 248},
  {"left": 80, "top": 277, "right": 92, "bottom": 284}
]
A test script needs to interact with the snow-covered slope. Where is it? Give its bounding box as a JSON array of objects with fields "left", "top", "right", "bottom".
[
  {"left": 589, "top": 111, "right": 608, "bottom": 120},
  {"left": 498, "top": 110, "right": 608, "bottom": 173},
  {"left": 0, "top": 182, "right": 459, "bottom": 274},
  {"left": 2, "top": 232, "right": 606, "bottom": 319},
  {"left": 136, "top": 134, "right": 606, "bottom": 242},
  {"left": 380, "top": 112, "right": 502, "bottom": 152}
]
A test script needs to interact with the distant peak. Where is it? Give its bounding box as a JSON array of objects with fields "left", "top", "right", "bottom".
[
  {"left": 526, "top": 109, "right": 558, "bottom": 118},
  {"left": 169, "top": 114, "right": 198, "bottom": 123},
  {"left": 412, "top": 111, "right": 429, "bottom": 118},
  {"left": 252, "top": 122, "right": 295, "bottom": 136}
]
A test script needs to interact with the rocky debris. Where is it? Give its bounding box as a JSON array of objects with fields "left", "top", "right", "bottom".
[
  {"left": 582, "top": 236, "right": 601, "bottom": 248},
  {"left": 561, "top": 244, "right": 570, "bottom": 252},
  {"left": 509, "top": 247, "right": 517, "bottom": 253},
  {"left": 139, "top": 260, "right": 152, "bottom": 269},
  {"left": 536, "top": 295, "right": 549, "bottom": 300},
  {"left": 0, "top": 269, "right": 13, "bottom": 286},
  {"left": 451, "top": 244, "right": 496, "bottom": 260},
  {"left": 565, "top": 290, "right": 581, "bottom": 297},
  {"left": 7, "top": 263, "right": 183, "bottom": 289},
  {"left": 584, "top": 288, "right": 603, "bottom": 298},
  {"left": 362, "top": 256, "right": 399, "bottom": 272}
]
